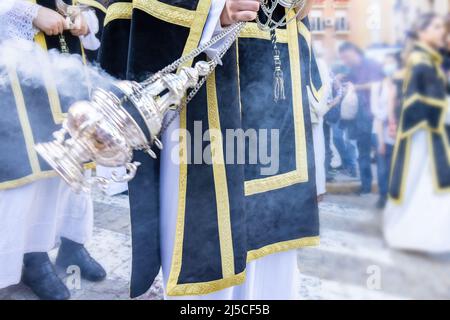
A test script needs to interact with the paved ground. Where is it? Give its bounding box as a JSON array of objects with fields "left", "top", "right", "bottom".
[
  {"left": 2, "top": 187, "right": 450, "bottom": 300},
  {"left": 299, "top": 193, "right": 450, "bottom": 300}
]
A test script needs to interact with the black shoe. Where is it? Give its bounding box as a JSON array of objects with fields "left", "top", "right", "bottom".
[
  {"left": 22, "top": 253, "right": 70, "bottom": 300},
  {"left": 376, "top": 196, "right": 387, "bottom": 209},
  {"left": 56, "top": 238, "right": 106, "bottom": 282}
]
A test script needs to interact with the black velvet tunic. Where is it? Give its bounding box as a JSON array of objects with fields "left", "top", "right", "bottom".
[
  {"left": 99, "top": 0, "right": 321, "bottom": 297},
  {"left": 0, "top": 0, "right": 93, "bottom": 190},
  {"left": 389, "top": 42, "right": 450, "bottom": 202}
]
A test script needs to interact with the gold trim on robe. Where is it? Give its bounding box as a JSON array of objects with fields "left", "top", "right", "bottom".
[
  {"left": 113, "top": 1, "right": 321, "bottom": 296},
  {"left": 165, "top": 0, "right": 237, "bottom": 297},
  {"left": 243, "top": 10, "right": 309, "bottom": 197},
  {"left": 133, "top": 0, "right": 194, "bottom": 27},
  {"left": 206, "top": 70, "right": 236, "bottom": 279},
  {"left": 0, "top": 68, "right": 58, "bottom": 190},
  {"left": 0, "top": 0, "right": 92, "bottom": 190},
  {"left": 75, "top": 0, "right": 107, "bottom": 13},
  {"left": 104, "top": 2, "right": 132, "bottom": 26},
  {"left": 389, "top": 42, "right": 450, "bottom": 204}
]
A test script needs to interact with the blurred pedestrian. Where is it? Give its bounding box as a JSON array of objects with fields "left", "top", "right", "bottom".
[
  {"left": 309, "top": 56, "right": 333, "bottom": 199},
  {"left": 324, "top": 69, "right": 357, "bottom": 179},
  {"left": 370, "top": 53, "right": 402, "bottom": 209},
  {"left": 384, "top": 13, "right": 450, "bottom": 253},
  {"left": 339, "top": 42, "right": 384, "bottom": 194}
]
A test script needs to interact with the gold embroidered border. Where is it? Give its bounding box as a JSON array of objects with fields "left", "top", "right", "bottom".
[
  {"left": 168, "top": 272, "right": 246, "bottom": 297},
  {"left": 389, "top": 53, "right": 449, "bottom": 203},
  {"left": 0, "top": 171, "right": 58, "bottom": 191},
  {"left": 398, "top": 94, "right": 447, "bottom": 139},
  {"left": 389, "top": 130, "right": 450, "bottom": 205},
  {"left": 298, "top": 20, "right": 323, "bottom": 102},
  {"left": 75, "top": 0, "right": 107, "bottom": 13},
  {"left": 206, "top": 71, "right": 235, "bottom": 278},
  {"left": 244, "top": 10, "right": 308, "bottom": 196},
  {"left": 133, "top": 0, "right": 194, "bottom": 28},
  {"left": 104, "top": 2, "right": 132, "bottom": 26},
  {"left": 165, "top": 0, "right": 241, "bottom": 297},
  {"left": 247, "top": 236, "right": 320, "bottom": 262},
  {"left": 404, "top": 93, "right": 447, "bottom": 110},
  {"left": 239, "top": 22, "right": 288, "bottom": 43},
  {"left": 8, "top": 67, "right": 41, "bottom": 174},
  {"left": 388, "top": 137, "right": 411, "bottom": 205},
  {"left": 428, "top": 130, "right": 450, "bottom": 194},
  {"left": 29, "top": 0, "right": 66, "bottom": 124}
]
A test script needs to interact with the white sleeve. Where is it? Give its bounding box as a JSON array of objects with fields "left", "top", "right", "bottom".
[
  {"left": 79, "top": 9, "right": 101, "bottom": 51},
  {"left": 370, "top": 82, "right": 386, "bottom": 121},
  {"left": 309, "top": 59, "right": 332, "bottom": 118},
  {"left": 0, "top": 0, "right": 40, "bottom": 41},
  {"left": 0, "top": 0, "right": 16, "bottom": 15},
  {"left": 199, "top": 0, "right": 228, "bottom": 63}
]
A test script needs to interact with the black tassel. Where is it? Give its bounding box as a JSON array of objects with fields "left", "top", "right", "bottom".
[{"left": 270, "top": 29, "right": 286, "bottom": 103}]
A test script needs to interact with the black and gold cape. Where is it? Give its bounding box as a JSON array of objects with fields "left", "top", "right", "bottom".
[
  {"left": 0, "top": 0, "right": 94, "bottom": 190},
  {"left": 389, "top": 42, "right": 450, "bottom": 202},
  {"left": 99, "top": 0, "right": 322, "bottom": 297}
]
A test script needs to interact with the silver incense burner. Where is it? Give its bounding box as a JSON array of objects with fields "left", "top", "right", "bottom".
[
  {"left": 35, "top": 61, "right": 211, "bottom": 193},
  {"left": 35, "top": 1, "right": 308, "bottom": 193}
]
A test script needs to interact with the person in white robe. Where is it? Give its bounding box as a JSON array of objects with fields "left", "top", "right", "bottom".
[
  {"left": 308, "top": 57, "right": 332, "bottom": 199},
  {"left": 383, "top": 13, "right": 450, "bottom": 253}
]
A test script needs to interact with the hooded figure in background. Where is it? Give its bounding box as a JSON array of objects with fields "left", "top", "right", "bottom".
[
  {"left": 0, "top": 0, "right": 106, "bottom": 300},
  {"left": 99, "top": 0, "right": 321, "bottom": 299}
]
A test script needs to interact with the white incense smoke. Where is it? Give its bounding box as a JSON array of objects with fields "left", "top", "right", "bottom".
[{"left": 0, "top": 39, "right": 115, "bottom": 101}]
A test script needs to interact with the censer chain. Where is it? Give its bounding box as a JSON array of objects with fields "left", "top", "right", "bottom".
[
  {"left": 131, "top": 0, "right": 306, "bottom": 136},
  {"left": 158, "top": 21, "right": 245, "bottom": 134}
]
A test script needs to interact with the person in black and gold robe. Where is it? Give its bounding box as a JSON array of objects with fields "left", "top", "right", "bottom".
[
  {"left": 0, "top": 0, "right": 106, "bottom": 300},
  {"left": 384, "top": 13, "right": 450, "bottom": 253},
  {"left": 99, "top": 0, "right": 321, "bottom": 299}
]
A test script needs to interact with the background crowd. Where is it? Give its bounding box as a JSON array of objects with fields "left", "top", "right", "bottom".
[{"left": 314, "top": 13, "right": 450, "bottom": 210}]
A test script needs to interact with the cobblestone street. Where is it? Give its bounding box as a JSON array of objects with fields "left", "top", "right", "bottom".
[{"left": 2, "top": 190, "right": 450, "bottom": 300}]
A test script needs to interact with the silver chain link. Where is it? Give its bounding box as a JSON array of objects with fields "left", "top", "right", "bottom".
[
  {"left": 256, "top": 0, "right": 305, "bottom": 31},
  {"left": 127, "top": 0, "right": 305, "bottom": 136},
  {"left": 140, "top": 22, "right": 246, "bottom": 88},
  {"left": 147, "top": 22, "right": 246, "bottom": 134}
]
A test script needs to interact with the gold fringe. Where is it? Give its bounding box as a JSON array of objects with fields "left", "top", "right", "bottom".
[{"left": 244, "top": 10, "right": 308, "bottom": 196}]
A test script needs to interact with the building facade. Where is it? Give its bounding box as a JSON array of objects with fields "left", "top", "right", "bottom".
[{"left": 310, "top": 0, "right": 449, "bottom": 60}]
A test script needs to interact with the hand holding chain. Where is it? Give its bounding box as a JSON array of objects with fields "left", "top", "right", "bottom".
[{"left": 34, "top": 1, "right": 307, "bottom": 192}]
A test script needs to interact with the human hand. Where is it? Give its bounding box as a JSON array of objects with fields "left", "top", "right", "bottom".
[
  {"left": 33, "top": 6, "right": 66, "bottom": 36},
  {"left": 69, "top": 13, "right": 90, "bottom": 37},
  {"left": 220, "top": 0, "right": 260, "bottom": 26},
  {"left": 296, "top": 0, "right": 314, "bottom": 20}
]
